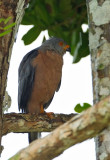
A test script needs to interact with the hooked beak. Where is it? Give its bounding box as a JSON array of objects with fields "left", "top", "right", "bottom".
[
  {"left": 66, "top": 47, "right": 71, "bottom": 53},
  {"left": 64, "top": 45, "right": 71, "bottom": 53}
]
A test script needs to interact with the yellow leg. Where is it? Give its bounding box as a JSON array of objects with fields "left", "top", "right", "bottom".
[
  {"left": 40, "top": 105, "right": 45, "bottom": 114},
  {"left": 40, "top": 105, "right": 54, "bottom": 119}
]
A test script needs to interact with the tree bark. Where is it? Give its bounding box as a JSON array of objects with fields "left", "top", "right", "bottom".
[
  {"left": 0, "top": 0, "right": 29, "bottom": 155},
  {"left": 86, "top": 0, "right": 110, "bottom": 159},
  {"left": 2, "top": 113, "right": 75, "bottom": 135},
  {"left": 9, "top": 96, "right": 110, "bottom": 160}
]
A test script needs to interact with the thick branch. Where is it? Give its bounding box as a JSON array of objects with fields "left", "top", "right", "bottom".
[
  {"left": 2, "top": 113, "right": 75, "bottom": 135},
  {"left": 10, "top": 96, "right": 110, "bottom": 160}
]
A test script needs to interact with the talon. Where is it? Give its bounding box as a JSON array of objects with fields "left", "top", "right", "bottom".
[
  {"left": 45, "top": 112, "right": 54, "bottom": 119},
  {"left": 40, "top": 105, "right": 54, "bottom": 118}
]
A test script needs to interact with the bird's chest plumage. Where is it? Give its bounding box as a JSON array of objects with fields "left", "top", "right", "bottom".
[{"left": 27, "top": 50, "right": 63, "bottom": 112}]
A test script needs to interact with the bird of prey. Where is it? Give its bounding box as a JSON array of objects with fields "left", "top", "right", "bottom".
[{"left": 18, "top": 37, "right": 71, "bottom": 143}]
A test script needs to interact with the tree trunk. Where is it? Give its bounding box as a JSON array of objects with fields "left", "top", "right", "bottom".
[
  {"left": 0, "top": 0, "right": 29, "bottom": 155},
  {"left": 86, "top": 0, "right": 110, "bottom": 159}
]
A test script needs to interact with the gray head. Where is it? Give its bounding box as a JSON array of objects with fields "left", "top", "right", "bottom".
[{"left": 40, "top": 37, "right": 71, "bottom": 56}]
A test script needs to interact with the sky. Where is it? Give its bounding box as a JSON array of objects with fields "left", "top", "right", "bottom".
[{"left": 1, "top": 25, "right": 96, "bottom": 160}]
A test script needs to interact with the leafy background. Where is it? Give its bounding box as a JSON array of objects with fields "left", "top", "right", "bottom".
[{"left": 21, "top": 0, "right": 89, "bottom": 63}]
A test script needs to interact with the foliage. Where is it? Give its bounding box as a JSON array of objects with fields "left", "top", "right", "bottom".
[
  {"left": 0, "top": 17, "right": 15, "bottom": 37},
  {"left": 74, "top": 103, "right": 91, "bottom": 113},
  {"left": 21, "top": 0, "right": 89, "bottom": 63}
]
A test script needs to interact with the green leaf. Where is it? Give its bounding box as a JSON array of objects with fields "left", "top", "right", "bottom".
[
  {"left": 59, "top": 0, "right": 72, "bottom": 18},
  {"left": 70, "top": 30, "right": 81, "bottom": 56},
  {"left": 0, "top": 17, "right": 12, "bottom": 24},
  {"left": 0, "top": 18, "right": 5, "bottom": 23},
  {"left": 35, "top": 3, "right": 50, "bottom": 25},
  {"left": 45, "top": 0, "right": 57, "bottom": 17},
  {"left": 0, "top": 30, "right": 12, "bottom": 37},
  {"left": 74, "top": 103, "right": 91, "bottom": 113},
  {"left": 4, "top": 22, "right": 16, "bottom": 30},
  {"left": 4, "top": 17, "right": 12, "bottom": 24},
  {"left": 0, "top": 17, "right": 15, "bottom": 37},
  {"left": 73, "top": 31, "right": 89, "bottom": 63},
  {"left": 22, "top": 26, "right": 41, "bottom": 45},
  {"left": 22, "top": 16, "right": 37, "bottom": 25}
]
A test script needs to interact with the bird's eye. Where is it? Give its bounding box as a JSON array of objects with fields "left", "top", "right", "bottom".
[{"left": 59, "top": 41, "right": 63, "bottom": 46}]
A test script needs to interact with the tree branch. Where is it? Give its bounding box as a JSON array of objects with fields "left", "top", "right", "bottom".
[
  {"left": 9, "top": 96, "right": 110, "bottom": 160},
  {"left": 2, "top": 113, "right": 76, "bottom": 135}
]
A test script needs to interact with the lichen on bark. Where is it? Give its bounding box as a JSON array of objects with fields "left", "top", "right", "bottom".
[{"left": 86, "top": 0, "right": 110, "bottom": 159}]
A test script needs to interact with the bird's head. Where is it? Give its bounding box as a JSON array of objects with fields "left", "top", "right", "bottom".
[{"left": 41, "top": 37, "right": 71, "bottom": 56}]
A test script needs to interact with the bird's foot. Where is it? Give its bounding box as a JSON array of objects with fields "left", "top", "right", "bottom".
[
  {"left": 45, "top": 112, "right": 54, "bottom": 119},
  {"left": 40, "top": 105, "right": 54, "bottom": 119}
]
